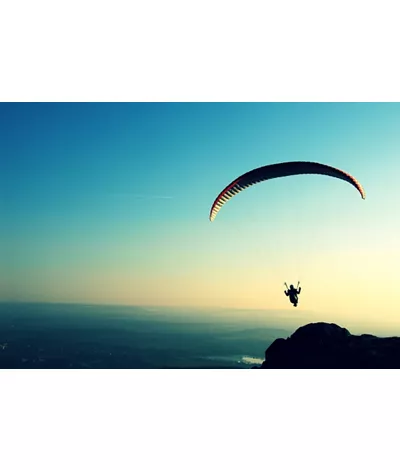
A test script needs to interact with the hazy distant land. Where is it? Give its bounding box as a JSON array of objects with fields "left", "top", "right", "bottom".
[{"left": 0, "top": 302, "right": 296, "bottom": 369}]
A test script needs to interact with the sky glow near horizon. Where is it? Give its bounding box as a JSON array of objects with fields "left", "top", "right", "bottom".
[{"left": 2, "top": 102, "right": 400, "bottom": 333}]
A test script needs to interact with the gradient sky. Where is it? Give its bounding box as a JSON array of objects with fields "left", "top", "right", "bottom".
[{"left": 2, "top": 103, "right": 400, "bottom": 332}]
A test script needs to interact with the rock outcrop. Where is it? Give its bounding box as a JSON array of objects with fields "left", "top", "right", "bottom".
[{"left": 255, "top": 322, "right": 400, "bottom": 368}]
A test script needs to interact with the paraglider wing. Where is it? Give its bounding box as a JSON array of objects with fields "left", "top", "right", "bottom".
[{"left": 209, "top": 161, "right": 365, "bottom": 221}]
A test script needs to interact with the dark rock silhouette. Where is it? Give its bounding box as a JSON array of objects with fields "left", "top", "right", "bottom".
[{"left": 254, "top": 322, "right": 400, "bottom": 368}]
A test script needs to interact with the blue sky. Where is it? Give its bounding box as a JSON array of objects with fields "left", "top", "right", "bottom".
[{"left": 2, "top": 102, "right": 400, "bottom": 331}]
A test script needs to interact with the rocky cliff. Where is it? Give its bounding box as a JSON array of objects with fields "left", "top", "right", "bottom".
[{"left": 255, "top": 322, "right": 400, "bottom": 368}]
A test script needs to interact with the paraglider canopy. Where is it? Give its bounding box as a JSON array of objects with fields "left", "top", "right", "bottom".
[{"left": 209, "top": 161, "right": 365, "bottom": 221}]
